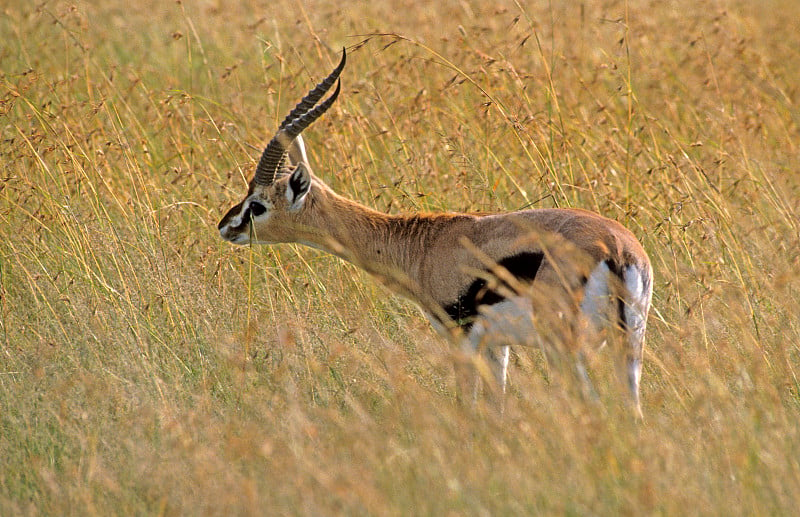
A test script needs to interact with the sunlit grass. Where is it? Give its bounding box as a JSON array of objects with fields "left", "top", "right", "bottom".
[{"left": 2, "top": 0, "right": 799, "bottom": 514}]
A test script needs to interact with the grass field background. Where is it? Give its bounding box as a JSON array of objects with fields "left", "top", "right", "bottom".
[{"left": 2, "top": 0, "right": 799, "bottom": 514}]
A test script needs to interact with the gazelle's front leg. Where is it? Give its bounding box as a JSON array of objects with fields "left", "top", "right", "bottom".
[
  {"left": 460, "top": 336, "right": 510, "bottom": 410},
  {"left": 465, "top": 316, "right": 512, "bottom": 406},
  {"left": 487, "top": 344, "right": 511, "bottom": 394}
]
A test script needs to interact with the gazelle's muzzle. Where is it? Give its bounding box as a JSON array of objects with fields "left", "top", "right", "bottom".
[{"left": 218, "top": 201, "right": 250, "bottom": 243}]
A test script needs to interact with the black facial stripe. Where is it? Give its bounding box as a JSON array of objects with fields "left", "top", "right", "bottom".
[
  {"left": 441, "top": 252, "right": 545, "bottom": 330},
  {"left": 218, "top": 201, "right": 245, "bottom": 230},
  {"left": 223, "top": 206, "right": 251, "bottom": 233}
]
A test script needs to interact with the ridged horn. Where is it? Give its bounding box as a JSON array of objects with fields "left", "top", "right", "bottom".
[
  {"left": 252, "top": 48, "right": 346, "bottom": 187},
  {"left": 278, "top": 49, "right": 346, "bottom": 131}
]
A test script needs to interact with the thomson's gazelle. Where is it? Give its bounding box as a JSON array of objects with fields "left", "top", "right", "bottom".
[{"left": 218, "top": 49, "right": 653, "bottom": 415}]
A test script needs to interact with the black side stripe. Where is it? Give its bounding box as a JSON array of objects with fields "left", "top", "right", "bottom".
[{"left": 442, "top": 252, "right": 544, "bottom": 330}]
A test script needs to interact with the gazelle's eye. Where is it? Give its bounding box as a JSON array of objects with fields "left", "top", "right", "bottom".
[{"left": 249, "top": 201, "right": 266, "bottom": 217}]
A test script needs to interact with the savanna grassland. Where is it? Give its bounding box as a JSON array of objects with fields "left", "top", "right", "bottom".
[{"left": 2, "top": 0, "right": 800, "bottom": 514}]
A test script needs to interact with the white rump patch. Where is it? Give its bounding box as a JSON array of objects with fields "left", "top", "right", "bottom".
[
  {"left": 580, "top": 261, "right": 613, "bottom": 329},
  {"left": 624, "top": 266, "right": 648, "bottom": 322},
  {"left": 622, "top": 264, "right": 650, "bottom": 352},
  {"left": 579, "top": 261, "right": 651, "bottom": 336},
  {"left": 622, "top": 264, "right": 651, "bottom": 414}
]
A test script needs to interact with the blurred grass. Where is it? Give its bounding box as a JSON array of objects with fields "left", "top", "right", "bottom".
[{"left": 1, "top": 0, "right": 800, "bottom": 514}]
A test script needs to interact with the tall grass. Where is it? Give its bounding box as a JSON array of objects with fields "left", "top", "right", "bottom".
[{"left": 2, "top": 0, "right": 799, "bottom": 514}]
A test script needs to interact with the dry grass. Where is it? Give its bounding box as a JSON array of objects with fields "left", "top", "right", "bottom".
[{"left": 2, "top": 0, "right": 800, "bottom": 514}]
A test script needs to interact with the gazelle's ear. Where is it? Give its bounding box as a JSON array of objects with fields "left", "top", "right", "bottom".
[
  {"left": 286, "top": 162, "right": 311, "bottom": 210},
  {"left": 287, "top": 134, "right": 309, "bottom": 166}
]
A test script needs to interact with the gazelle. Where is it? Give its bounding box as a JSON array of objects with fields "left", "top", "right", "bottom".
[{"left": 218, "top": 49, "right": 653, "bottom": 415}]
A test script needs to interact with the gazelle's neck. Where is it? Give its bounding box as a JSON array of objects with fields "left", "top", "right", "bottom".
[{"left": 296, "top": 184, "right": 427, "bottom": 299}]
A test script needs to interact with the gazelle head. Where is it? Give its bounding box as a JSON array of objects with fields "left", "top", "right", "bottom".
[{"left": 218, "top": 49, "right": 346, "bottom": 245}]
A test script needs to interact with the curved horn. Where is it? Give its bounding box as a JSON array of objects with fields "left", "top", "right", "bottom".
[
  {"left": 278, "top": 49, "right": 346, "bottom": 130},
  {"left": 284, "top": 79, "right": 341, "bottom": 138},
  {"left": 252, "top": 49, "right": 346, "bottom": 187}
]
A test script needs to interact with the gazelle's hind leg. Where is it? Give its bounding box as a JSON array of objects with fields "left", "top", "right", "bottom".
[
  {"left": 578, "top": 262, "right": 614, "bottom": 401},
  {"left": 621, "top": 264, "right": 652, "bottom": 418},
  {"left": 486, "top": 344, "right": 511, "bottom": 394},
  {"left": 579, "top": 260, "right": 652, "bottom": 417}
]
